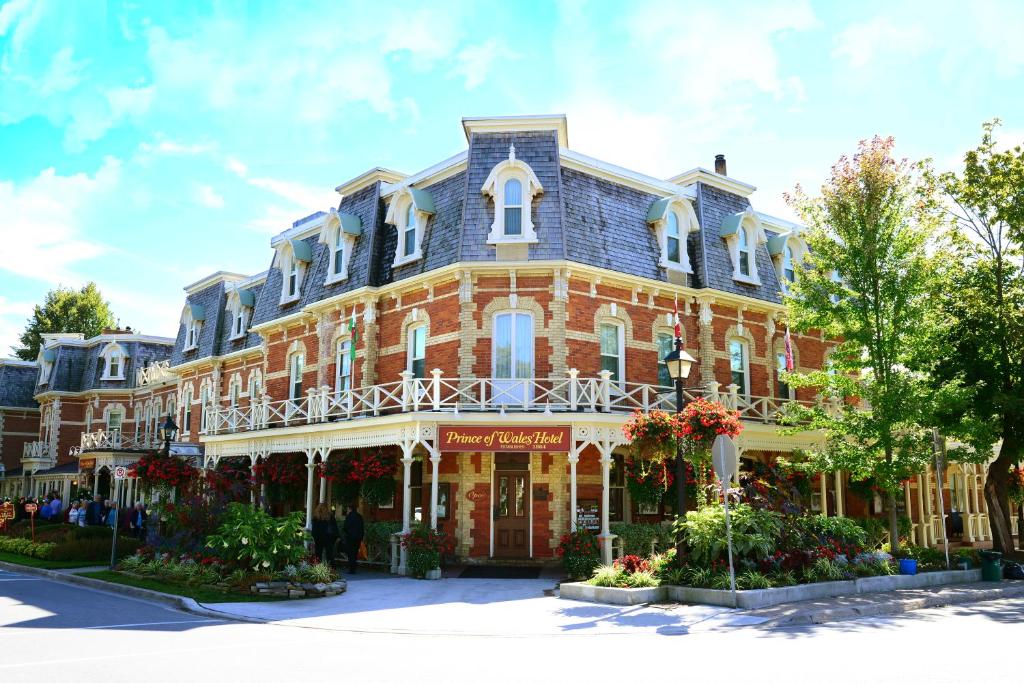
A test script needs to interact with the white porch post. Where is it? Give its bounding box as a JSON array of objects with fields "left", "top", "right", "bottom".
[
  {"left": 924, "top": 471, "right": 935, "bottom": 545},
  {"left": 399, "top": 441, "right": 415, "bottom": 575},
  {"left": 916, "top": 474, "right": 930, "bottom": 546},
  {"left": 819, "top": 472, "right": 828, "bottom": 516},
  {"left": 569, "top": 446, "right": 580, "bottom": 532},
  {"left": 429, "top": 447, "right": 441, "bottom": 530},
  {"left": 598, "top": 445, "right": 614, "bottom": 565},
  {"left": 904, "top": 480, "right": 915, "bottom": 545},
  {"left": 319, "top": 468, "right": 327, "bottom": 504},
  {"left": 249, "top": 457, "right": 257, "bottom": 505},
  {"left": 304, "top": 453, "right": 316, "bottom": 531},
  {"left": 962, "top": 464, "right": 975, "bottom": 542},
  {"left": 834, "top": 470, "right": 844, "bottom": 517}
]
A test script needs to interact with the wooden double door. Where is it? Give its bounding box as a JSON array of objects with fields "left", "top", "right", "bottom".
[{"left": 493, "top": 454, "right": 530, "bottom": 559}]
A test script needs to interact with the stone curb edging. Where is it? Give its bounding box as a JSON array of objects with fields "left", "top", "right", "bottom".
[
  {"left": 559, "top": 569, "right": 985, "bottom": 609},
  {"left": 0, "top": 560, "right": 268, "bottom": 625},
  {"left": 760, "top": 582, "right": 1024, "bottom": 628}
]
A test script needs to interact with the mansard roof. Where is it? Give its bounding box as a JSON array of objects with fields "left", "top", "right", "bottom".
[
  {"left": 36, "top": 334, "right": 173, "bottom": 394},
  {"left": 0, "top": 360, "right": 39, "bottom": 409}
]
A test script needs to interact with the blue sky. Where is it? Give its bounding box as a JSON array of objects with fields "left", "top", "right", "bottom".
[{"left": 1, "top": 0, "right": 1022, "bottom": 354}]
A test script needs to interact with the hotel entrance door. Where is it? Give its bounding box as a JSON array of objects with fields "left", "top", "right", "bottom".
[{"left": 493, "top": 454, "right": 530, "bottom": 559}]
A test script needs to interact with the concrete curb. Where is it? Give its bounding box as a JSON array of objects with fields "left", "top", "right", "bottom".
[
  {"left": 0, "top": 560, "right": 269, "bottom": 625},
  {"left": 759, "top": 583, "right": 1024, "bottom": 628}
]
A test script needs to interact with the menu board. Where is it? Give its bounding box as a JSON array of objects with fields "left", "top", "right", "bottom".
[{"left": 576, "top": 499, "right": 600, "bottom": 532}]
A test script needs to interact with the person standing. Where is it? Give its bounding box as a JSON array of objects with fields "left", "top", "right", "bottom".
[
  {"left": 342, "top": 503, "right": 364, "bottom": 574},
  {"left": 67, "top": 501, "right": 81, "bottom": 526},
  {"left": 131, "top": 503, "right": 147, "bottom": 541},
  {"left": 86, "top": 495, "right": 104, "bottom": 526},
  {"left": 311, "top": 503, "right": 339, "bottom": 565}
]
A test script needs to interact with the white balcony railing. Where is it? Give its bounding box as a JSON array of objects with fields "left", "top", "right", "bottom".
[
  {"left": 22, "top": 441, "right": 55, "bottom": 465},
  {"left": 137, "top": 360, "right": 175, "bottom": 387},
  {"left": 79, "top": 430, "right": 162, "bottom": 452},
  {"left": 199, "top": 369, "right": 810, "bottom": 438}
]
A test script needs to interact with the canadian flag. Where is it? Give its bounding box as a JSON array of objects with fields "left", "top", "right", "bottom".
[
  {"left": 784, "top": 326, "right": 794, "bottom": 372},
  {"left": 673, "top": 295, "right": 681, "bottom": 339}
]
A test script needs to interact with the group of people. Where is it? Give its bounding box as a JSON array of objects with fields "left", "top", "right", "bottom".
[
  {"left": 2, "top": 494, "right": 148, "bottom": 540},
  {"left": 311, "top": 503, "right": 364, "bottom": 574}
]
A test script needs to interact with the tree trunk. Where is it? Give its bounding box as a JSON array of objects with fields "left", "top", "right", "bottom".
[
  {"left": 888, "top": 492, "right": 900, "bottom": 555},
  {"left": 1017, "top": 504, "right": 1023, "bottom": 552},
  {"left": 985, "top": 433, "right": 1019, "bottom": 555}
]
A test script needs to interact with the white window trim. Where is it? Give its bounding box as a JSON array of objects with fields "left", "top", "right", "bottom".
[
  {"left": 770, "top": 232, "right": 807, "bottom": 292},
  {"left": 406, "top": 324, "right": 427, "bottom": 376},
  {"left": 99, "top": 342, "right": 127, "bottom": 380},
  {"left": 728, "top": 338, "right": 751, "bottom": 396},
  {"left": 387, "top": 190, "right": 429, "bottom": 268},
  {"left": 724, "top": 213, "right": 766, "bottom": 286},
  {"left": 275, "top": 242, "right": 309, "bottom": 305},
  {"left": 199, "top": 384, "right": 210, "bottom": 434},
  {"left": 226, "top": 290, "right": 252, "bottom": 341},
  {"left": 599, "top": 321, "right": 626, "bottom": 385},
  {"left": 776, "top": 351, "right": 795, "bottom": 400},
  {"left": 181, "top": 305, "right": 202, "bottom": 351},
  {"left": 319, "top": 211, "right": 358, "bottom": 285},
  {"left": 649, "top": 198, "right": 699, "bottom": 274},
  {"left": 491, "top": 311, "right": 535, "bottom": 381},
  {"left": 335, "top": 338, "right": 353, "bottom": 393},
  {"left": 181, "top": 387, "right": 193, "bottom": 435},
  {"left": 246, "top": 369, "right": 263, "bottom": 400},
  {"left": 288, "top": 352, "right": 305, "bottom": 401},
  {"left": 481, "top": 144, "right": 543, "bottom": 246}
]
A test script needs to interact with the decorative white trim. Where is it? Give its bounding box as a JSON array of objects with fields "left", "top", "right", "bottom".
[
  {"left": 275, "top": 241, "right": 308, "bottom": 305},
  {"left": 386, "top": 189, "right": 428, "bottom": 267},
  {"left": 99, "top": 342, "right": 127, "bottom": 381},
  {"left": 649, "top": 196, "right": 699, "bottom": 274},
  {"left": 482, "top": 144, "right": 543, "bottom": 246},
  {"left": 225, "top": 289, "right": 252, "bottom": 341},
  {"left": 319, "top": 209, "right": 357, "bottom": 285},
  {"left": 668, "top": 167, "right": 757, "bottom": 197},
  {"left": 462, "top": 115, "right": 568, "bottom": 147},
  {"left": 724, "top": 210, "right": 767, "bottom": 286}
]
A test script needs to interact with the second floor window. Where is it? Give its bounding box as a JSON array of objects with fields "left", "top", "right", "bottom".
[
  {"left": 336, "top": 340, "right": 352, "bottom": 393},
  {"left": 287, "top": 259, "right": 300, "bottom": 298},
  {"left": 666, "top": 212, "right": 681, "bottom": 265},
  {"left": 503, "top": 178, "right": 522, "bottom": 236},
  {"left": 332, "top": 228, "right": 345, "bottom": 276},
  {"left": 289, "top": 354, "right": 304, "bottom": 401},
  {"left": 776, "top": 352, "right": 792, "bottom": 399},
  {"left": 657, "top": 333, "right": 674, "bottom": 387},
  {"left": 783, "top": 245, "right": 796, "bottom": 283},
  {"left": 182, "top": 390, "right": 192, "bottom": 433},
  {"left": 108, "top": 354, "right": 121, "bottom": 378},
  {"left": 729, "top": 339, "right": 749, "bottom": 395},
  {"left": 404, "top": 204, "right": 417, "bottom": 257},
  {"left": 407, "top": 326, "right": 426, "bottom": 379},
  {"left": 600, "top": 323, "right": 623, "bottom": 382},
  {"left": 738, "top": 227, "right": 752, "bottom": 277},
  {"left": 107, "top": 410, "right": 123, "bottom": 435},
  {"left": 199, "top": 387, "right": 209, "bottom": 432}
]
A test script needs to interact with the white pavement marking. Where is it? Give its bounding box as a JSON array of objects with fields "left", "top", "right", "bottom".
[
  {"left": 0, "top": 578, "right": 41, "bottom": 581},
  {"left": 83, "top": 619, "right": 223, "bottom": 630}
]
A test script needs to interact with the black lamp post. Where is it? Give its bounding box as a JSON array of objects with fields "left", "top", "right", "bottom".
[
  {"left": 663, "top": 339, "right": 696, "bottom": 517},
  {"left": 158, "top": 415, "right": 178, "bottom": 456}
]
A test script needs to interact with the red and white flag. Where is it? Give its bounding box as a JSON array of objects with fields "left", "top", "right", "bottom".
[
  {"left": 784, "top": 326, "right": 794, "bottom": 371},
  {"left": 673, "top": 295, "right": 681, "bottom": 339}
]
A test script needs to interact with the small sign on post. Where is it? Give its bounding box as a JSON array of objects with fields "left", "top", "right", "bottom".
[
  {"left": 110, "top": 468, "right": 128, "bottom": 569},
  {"left": 24, "top": 503, "right": 38, "bottom": 542},
  {"left": 711, "top": 435, "right": 738, "bottom": 607},
  {"left": 0, "top": 502, "right": 14, "bottom": 531}
]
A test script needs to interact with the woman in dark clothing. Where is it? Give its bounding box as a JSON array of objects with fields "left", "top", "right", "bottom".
[
  {"left": 342, "top": 503, "right": 364, "bottom": 574},
  {"left": 311, "top": 503, "right": 339, "bottom": 565}
]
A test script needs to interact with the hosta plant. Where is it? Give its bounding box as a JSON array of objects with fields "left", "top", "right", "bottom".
[{"left": 206, "top": 503, "right": 310, "bottom": 573}]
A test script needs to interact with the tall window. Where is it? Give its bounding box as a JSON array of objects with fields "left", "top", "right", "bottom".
[
  {"left": 493, "top": 312, "right": 534, "bottom": 403},
  {"left": 332, "top": 228, "right": 345, "bottom": 276},
  {"left": 199, "top": 386, "right": 209, "bottom": 432},
  {"left": 404, "top": 204, "right": 417, "bottom": 257},
  {"left": 610, "top": 453, "right": 625, "bottom": 522},
  {"left": 108, "top": 353, "right": 121, "bottom": 379},
  {"left": 600, "top": 323, "right": 624, "bottom": 382},
  {"left": 503, "top": 178, "right": 522, "bottom": 236},
  {"left": 407, "top": 326, "right": 426, "bottom": 379},
  {"left": 233, "top": 308, "right": 247, "bottom": 338},
  {"left": 783, "top": 245, "right": 795, "bottom": 283},
  {"left": 738, "top": 228, "right": 751, "bottom": 277},
  {"left": 289, "top": 354, "right": 304, "bottom": 401},
  {"left": 248, "top": 373, "right": 262, "bottom": 401},
  {"left": 143, "top": 406, "right": 152, "bottom": 441},
  {"left": 182, "top": 388, "right": 192, "bottom": 433},
  {"left": 287, "top": 258, "right": 300, "bottom": 298},
  {"left": 666, "top": 212, "right": 681, "bottom": 265},
  {"left": 729, "top": 339, "right": 748, "bottom": 395},
  {"left": 776, "top": 352, "right": 792, "bottom": 399},
  {"left": 186, "top": 319, "right": 200, "bottom": 349},
  {"left": 107, "top": 410, "right": 123, "bottom": 436},
  {"left": 85, "top": 405, "right": 93, "bottom": 433},
  {"left": 336, "top": 340, "right": 352, "bottom": 393},
  {"left": 657, "top": 333, "right": 675, "bottom": 387}
]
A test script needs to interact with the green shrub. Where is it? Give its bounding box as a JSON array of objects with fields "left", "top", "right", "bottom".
[
  {"left": 660, "top": 567, "right": 688, "bottom": 586},
  {"left": 557, "top": 529, "right": 601, "bottom": 580},
  {"left": 610, "top": 523, "right": 673, "bottom": 556},
  {"left": 806, "top": 557, "right": 848, "bottom": 582},
  {"left": 623, "top": 570, "right": 659, "bottom": 588},
  {"left": 588, "top": 564, "right": 627, "bottom": 587},
  {"left": 771, "top": 570, "right": 798, "bottom": 586},
  {"left": 299, "top": 561, "right": 335, "bottom": 584},
  {"left": 401, "top": 523, "right": 453, "bottom": 578},
  {"left": 898, "top": 545, "right": 946, "bottom": 571},
  {"left": 799, "top": 515, "right": 867, "bottom": 549},
  {"left": 0, "top": 536, "right": 55, "bottom": 558},
  {"left": 48, "top": 537, "right": 140, "bottom": 561},
  {"left": 737, "top": 570, "right": 774, "bottom": 590},
  {"left": 677, "top": 504, "right": 782, "bottom": 564},
  {"left": 206, "top": 503, "right": 310, "bottom": 573},
  {"left": 851, "top": 517, "right": 888, "bottom": 549}
]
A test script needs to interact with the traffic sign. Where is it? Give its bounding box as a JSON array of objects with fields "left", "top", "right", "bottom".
[
  {"left": 711, "top": 434, "right": 738, "bottom": 484},
  {"left": 114, "top": 466, "right": 128, "bottom": 480},
  {"left": 24, "top": 503, "right": 38, "bottom": 514}
]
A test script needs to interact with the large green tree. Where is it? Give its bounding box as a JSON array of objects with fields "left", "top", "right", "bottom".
[
  {"left": 783, "top": 136, "right": 943, "bottom": 554},
  {"left": 927, "top": 120, "right": 1024, "bottom": 554},
  {"left": 14, "top": 283, "right": 117, "bottom": 360}
]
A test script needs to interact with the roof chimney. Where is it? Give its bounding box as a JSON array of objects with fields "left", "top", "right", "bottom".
[{"left": 714, "top": 154, "right": 727, "bottom": 176}]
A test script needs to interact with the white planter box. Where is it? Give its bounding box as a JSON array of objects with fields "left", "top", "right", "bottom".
[
  {"left": 424, "top": 568, "right": 442, "bottom": 580},
  {"left": 559, "top": 582, "right": 664, "bottom": 605}
]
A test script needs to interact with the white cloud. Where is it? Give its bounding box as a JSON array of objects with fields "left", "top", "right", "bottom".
[
  {"left": 139, "top": 138, "right": 215, "bottom": 155},
  {"left": 225, "top": 157, "right": 249, "bottom": 177},
  {"left": 832, "top": 18, "right": 927, "bottom": 69},
  {"left": 0, "top": 158, "right": 121, "bottom": 284},
  {"left": 38, "top": 46, "right": 86, "bottom": 96},
  {"left": 246, "top": 176, "right": 336, "bottom": 210},
  {"left": 195, "top": 184, "right": 225, "bottom": 209},
  {"left": 451, "top": 38, "right": 518, "bottom": 89}
]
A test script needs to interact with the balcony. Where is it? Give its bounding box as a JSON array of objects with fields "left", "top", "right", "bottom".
[
  {"left": 21, "top": 441, "right": 56, "bottom": 470},
  {"left": 137, "top": 360, "right": 175, "bottom": 387},
  {"left": 202, "top": 370, "right": 817, "bottom": 437},
  {"left": 79, "top": 430, "right": 162, "bottom": 452}
]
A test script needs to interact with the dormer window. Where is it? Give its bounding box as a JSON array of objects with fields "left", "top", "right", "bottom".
[
  {"left": 226, "top": 288, "right": 254, "bottom": 341},
  {"left": 720, "top": 210, "right": 767, "bottom": 286},
  {"left": 482, "top": 144, "right": 543, "bottom": 245},
  {"left": 100, "top": 342, "right": 126, "bottom": 380},
  {"left": 768, "top": 231, "right": 807, "bottom": 291},
  {"left": 647, "top": 196, "right": 699, "bottom": 274},
  {"left": 275, "top": 238, "right": 313, "bottom": 304},
  {"left": 37, "top": 348, "right": 55, "bottom": 385},
  {"left": 181, "top": 304, "right": 205, "bottom": 351},
  {"left": 386, "top": 188, "right": 435, "bottom": 267},
  {"left": 783, "top": 246, "right": 795, "bottom": 282}
]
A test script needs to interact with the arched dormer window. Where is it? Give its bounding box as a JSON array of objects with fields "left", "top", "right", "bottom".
[
  {"left": 100, "top": 342, "right": 126, "bottom": 380},
  {"left": 37, "top": 348, "right": 55, "bottom": 385},
  {"left": 274, "top": 238, "right": 313, "bottom": 304},
  {"left": 719, "top": 210, "right": 767, "bottom": 285},
  {"left": 481, "top": 144, "right": 543, "bottom": 245},
  {"left": 226, "top": 288, "right": 255, "bottom": 341},
  {"left": 767, "top": 231, "right": 807, "bottom": 291},
  {"left": 647, "top": 196, "right": 699, "bottom": 274},
  {"left": 386, "top": 187, "right": 435, "bottom": 267},
  {"left": 319, "top": 208, "right": 362, "bottom": 285},
  {"left": 181, "top": 304, "right": 204, "bottom": 351}
]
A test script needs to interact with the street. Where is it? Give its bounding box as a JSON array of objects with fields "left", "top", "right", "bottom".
[{"left": 1, "top": 565, "right": 1021, "bottom": 682}]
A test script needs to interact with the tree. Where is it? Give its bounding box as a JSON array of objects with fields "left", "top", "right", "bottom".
[
  {"left": 927, "top": 120, "right": 1024, "bottom": 554},
  {"left": 14, "top": 283, "right": 117, "bottom": 360},
  {"left": 782, "top": 136, "right": 943, "bottom": 554}
]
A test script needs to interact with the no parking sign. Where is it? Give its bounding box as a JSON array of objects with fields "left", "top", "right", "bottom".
[{"left": 114, "top": 466, "right": 128, "bottom": 480}]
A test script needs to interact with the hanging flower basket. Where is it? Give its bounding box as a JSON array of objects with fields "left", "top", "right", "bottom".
[
  {"left": 205, "top": 458, "right": 253, "bottom": 501},
  {"left": 253, "top": 453, "right": 307, "bottom": 503},
  {"left": 677, "top": 397, "right": 742, "bottom": 454},
  {"left": 130, "top": 452, "right": 199, "bottom": 494},
  {"left": 622, "top": 410, "right": 683, "bottom": 463},
  {"left": 624, "top": 457, "right": 674, "bottom": 508},
  {"left": 322, "top": 449, "right": 397, "bottom": 508},
  {"left": 320, "top": 458, "right": 359, "bottom": 504}
]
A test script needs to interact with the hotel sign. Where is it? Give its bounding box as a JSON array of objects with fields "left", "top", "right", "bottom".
[
  {"left": 438, "top": 425, "right": 571, "bottom": 452},
  {"left": 79, "top": 458, "right": 96, "bottom": 471}
]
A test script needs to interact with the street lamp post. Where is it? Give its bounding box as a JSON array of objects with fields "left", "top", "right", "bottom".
[
  {"left": 663, "top": 338, "right": 696, "bottom": 518},
  {"left": 158, "top": 415, "right": 178, "bottom": 457}
]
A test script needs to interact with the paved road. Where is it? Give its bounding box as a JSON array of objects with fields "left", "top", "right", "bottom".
[{"left": 1, "top": 565, "right": 1022, "bottom": 682}]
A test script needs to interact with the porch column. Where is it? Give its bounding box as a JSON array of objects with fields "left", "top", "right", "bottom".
[
  {"left": 429, "top": 447, "right": 441, "bottom": 531},
  {"left": 916, "top": 474, "right": 930, "bottom": 546},
  {"left": 924, "top": 471, "right": 935, "bottom": 545},
  {"left": 904, "top": 480, "right": 915, "bottom": 545},
  {"left": 598, "top": 445, "right": 614, "bottom": 565},
  {"left": 319, "top": 467, "right": 327, "bottom": 505},
  {"left": 399, "top": 443, "right": 415, "bottom": 575},
  {"left": 249, "top": 458, "right": 257, "bottom": 505},
  {"left": 304, "top": 454, "right": 316, "bottom": 531},
  {"left": 568, "top": 446, "right": 580, "bottom": 532},
  {"left": 819, "top": 472, "right": 828, "bottom": 517},
  {"left": 970, "top": 465, "right": 983, "bottom": 540},
  {"left": 962, "top": 465, "right": 975, "bottom": 542},
  {"left": 834, "top": 471, "right": 844, "bottom": 517}
]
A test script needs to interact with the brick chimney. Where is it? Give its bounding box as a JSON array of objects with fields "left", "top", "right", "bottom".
[{"left": 714, "top": 154, "right": 727, "bottom": 176}]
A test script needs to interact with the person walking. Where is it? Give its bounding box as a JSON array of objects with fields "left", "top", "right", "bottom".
[
  {"left": 342, "top": 503, "right": 364, "bottom": 574},
  {"left": 131, "top": 503, "right": 147, "bottom": 541},
  {"left": 86, "top": 495, "right": 104, "bottom": 526},
  {"left": 67, "top": 501, "right": 81, "bottom": 526},
  {"left": 311, "top": 503, "right": 339, "bottom": 565}
]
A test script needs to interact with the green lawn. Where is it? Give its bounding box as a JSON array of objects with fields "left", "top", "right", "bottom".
[
  {"left": 0, "top": 551, "right": 103, "bottom": 570},
  {"left": 79, "top": 570, "right": 285, "bottom": 603}
]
